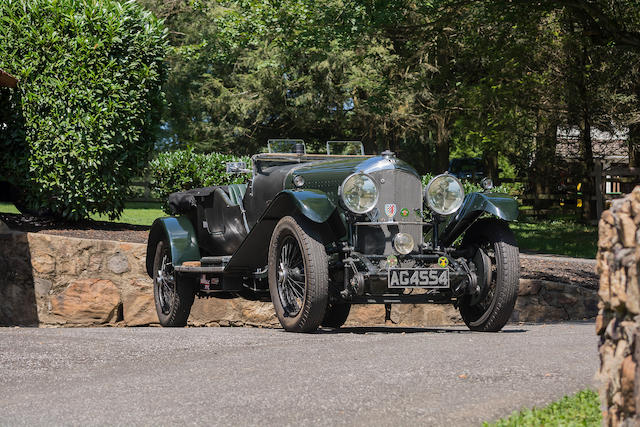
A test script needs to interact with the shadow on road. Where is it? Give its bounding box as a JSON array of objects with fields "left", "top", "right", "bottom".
[{"left": 315, "top": 326, "right": 528, "bottom": 334}]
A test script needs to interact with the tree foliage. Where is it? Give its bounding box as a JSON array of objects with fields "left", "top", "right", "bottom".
[
  {"left": 142, "top": 0, "right": 637, "bottom": 191},
  {"left": 0, "top": 0, "right": 167, "bottom": 220},
  {"left": 4, "top": 0, "right": 638, "bottom": 220}
]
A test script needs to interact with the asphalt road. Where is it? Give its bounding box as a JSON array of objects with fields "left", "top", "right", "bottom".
[{"left": 0, "top": 323, "right": 597, "bottom": 426}]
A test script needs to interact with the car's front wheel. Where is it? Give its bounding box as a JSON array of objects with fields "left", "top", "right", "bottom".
[
  {"left": 153, "top": 239, "right": 196, "bottom": 327},
  {"left": 268, "top": 216, "right": 329, "bottom": 332},
  {"left": 458, "top": 218, "right": 520, "bottom": 332}
]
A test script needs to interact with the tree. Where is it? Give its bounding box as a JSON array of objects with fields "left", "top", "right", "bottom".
[{"left": 0, "top": 0, "right": 168, "bottom": 220}]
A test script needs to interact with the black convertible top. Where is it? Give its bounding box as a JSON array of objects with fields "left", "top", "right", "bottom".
[{"left": 168, "top": 186, "right": 224, "bottom": 215}]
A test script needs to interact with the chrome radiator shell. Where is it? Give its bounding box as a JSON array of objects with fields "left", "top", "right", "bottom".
[{"left": 355, "top": 169, "right": 423, "bottom": 254}]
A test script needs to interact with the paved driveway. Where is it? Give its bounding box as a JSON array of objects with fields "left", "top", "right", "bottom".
[{"left": 0, "top": 323, "right": 597, "bottom": 426}]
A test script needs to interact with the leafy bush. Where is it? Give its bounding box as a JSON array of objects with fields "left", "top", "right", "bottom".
[
  {"left": 147, "top": 149, "right": 250, "bottom": 212},
  {"left": 0, "top": 0, "right": 167, "bottom": 220}
]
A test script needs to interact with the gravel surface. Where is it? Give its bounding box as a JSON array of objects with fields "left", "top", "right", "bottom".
[
  {"left": 520, "top": 254, "right": 598, "bottom": 289},
  {"left": 0, "top": 323, "right": 597, "bottom": 426}
]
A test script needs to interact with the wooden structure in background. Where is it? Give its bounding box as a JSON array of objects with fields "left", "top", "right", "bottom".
[{"left": 593, "top": 161, "right": 640, "bottom": 219}]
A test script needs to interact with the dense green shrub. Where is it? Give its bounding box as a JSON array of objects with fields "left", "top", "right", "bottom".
[
  {"left": 0, "top": 0, "right": 167, "bottom": 220},
  {"left": 148, "top": 149, "right": 250, "bottom": 212}
]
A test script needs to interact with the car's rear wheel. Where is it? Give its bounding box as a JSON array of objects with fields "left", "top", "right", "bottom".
[
  {"left": 268, "top": 216, "right": 328, "bottom": 333},
  {"left": 458, "top": 218, "right": 519, "bottom": 332},
  {"left": 153, "top": 239, "right": 196, "bottom": 327},
  {"left": 321, "top": 303, "right": 351, "bottom": 329}
]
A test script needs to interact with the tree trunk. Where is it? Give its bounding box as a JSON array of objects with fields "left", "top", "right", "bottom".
[
  {"left": 434, "top": 114, "right": 450, "bottom": 173},
  {"left": 580, "top": 115, "right": 594, "bottom": 221},
  {"left": 483, "top": 151, "right": 499, "bottom": 185},
  {"left": 532, "top": 113, "right": 558, "bottom": 209},
  {"left": 629, "top": 123, "right": 640, "bottom": 168}
]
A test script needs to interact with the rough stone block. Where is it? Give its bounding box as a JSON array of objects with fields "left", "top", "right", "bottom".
[
  {"left": 31, "top": 254, "right": 55, "bottom": 274},
  {"left": 344, "top": 305, "right": 385, "bottom": 327},
  {"left": 518, "top": 279, "right": 542, "bottom": 296},
  {"left": 390, "top": 304, "right": 462, "bottom": 326},
  {"left": 107, "top": 253, "right": 130, "bottom": 274},
  {"left": 50, "top": 278, "right": 121, "bottom": 325},
  {"left": 123, "top": 279, "right": 157, "bottom": 326},
  {"left": 621, "top": 215, "right": 638, "bottom": 248}
]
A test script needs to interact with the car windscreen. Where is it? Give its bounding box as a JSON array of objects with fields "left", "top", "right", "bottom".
[{"left": 326, "top": 141, "right": 364, "bottom": 155}]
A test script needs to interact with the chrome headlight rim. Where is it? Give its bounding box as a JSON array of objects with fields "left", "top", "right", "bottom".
[
  {"left": 424, "top": 173, "right": 465, "bottom": 216},
  {"left": 393, "top": 232, "right": 415, "bottom": 255},
  {"left": 340, "top": 172, "right": 379, "bottom": 215}
]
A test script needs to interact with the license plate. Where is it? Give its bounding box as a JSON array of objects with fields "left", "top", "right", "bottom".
[{"left": 388, "top": 268, "right": 449, "bottom": 288}]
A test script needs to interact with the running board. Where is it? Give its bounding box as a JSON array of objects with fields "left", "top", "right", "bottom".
[
  {"left": 201, "top": 256, "right": 232, "bottom": 264},
  {"left": 174, "top": 265, "right": 224, "bottom": 274}
]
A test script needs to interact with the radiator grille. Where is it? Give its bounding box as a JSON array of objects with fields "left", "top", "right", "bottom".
[{"left": 355, "top": 169, "right": 423, "bottom": 254}]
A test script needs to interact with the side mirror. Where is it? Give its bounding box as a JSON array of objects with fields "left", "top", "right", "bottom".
[{"left": 226, "top": 161, "right": 250, "bottom": 174}]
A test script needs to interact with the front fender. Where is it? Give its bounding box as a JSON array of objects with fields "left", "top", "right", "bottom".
[
  {"left": 269, "top": 189, "right": 337, "bottom": 223},
  {"left": 440, "top": 192, "right": 518, "bottom": 247},
  {"left": 145, "top": 216, "right": 201, "bottom": 277}
]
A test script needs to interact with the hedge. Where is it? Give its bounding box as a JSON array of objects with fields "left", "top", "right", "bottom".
[
  {"left": 0, "top": 0, "right": 167, "bottom": 220},
  {"left": 148, "top": 148, "right": 250, "bottom": 212}
]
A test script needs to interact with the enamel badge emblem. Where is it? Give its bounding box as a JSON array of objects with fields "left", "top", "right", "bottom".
[{"left": 384, "top": 203, "right": 397, "bottom": 218}]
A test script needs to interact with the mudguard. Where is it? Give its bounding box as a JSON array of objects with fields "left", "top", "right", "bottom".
[
  {"left": 439, "top": 192, "right": 519, "bottom": 247},
  {"left": 224, "top": 190, "right": 342, "bottom": 274},
  {"left": 146, "top": 216, "right": 201, "bottom": 277},
  {"left": 275, "top": 189, "right": 337, "bottom": 223}
]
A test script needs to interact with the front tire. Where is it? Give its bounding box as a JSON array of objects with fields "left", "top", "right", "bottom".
[
  {"left": 458, "top": 218, "right": 520, "bottom": 332},
  {"left": 153, "top": 240, "right": 196, "bottom": 327},
  {"left": 268, "top": 216, "right": 329, "bottom": 333},
  {"left": 321, "top": 303, "right": 351, "bottom": 329}
]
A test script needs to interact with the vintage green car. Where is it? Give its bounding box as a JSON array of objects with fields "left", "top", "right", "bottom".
[{"left": 146, "top": 140, "right": 520, "bottom": 332}]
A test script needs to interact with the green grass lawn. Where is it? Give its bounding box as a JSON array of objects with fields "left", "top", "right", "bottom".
[
  {"left": 89, "top": 202, "right": 164, "bottom": 226},
  {"left": 511, "top": 218, "right": 598, "bottom": 259},
  {"left": 0, "top": 201, "right": 20, "bottom": 214},
  {"left": 486, "top": 389, "right": 601, "bottom": 426},
  {"left": 0, "top": 201, "right": 164, "bottom": 226}
]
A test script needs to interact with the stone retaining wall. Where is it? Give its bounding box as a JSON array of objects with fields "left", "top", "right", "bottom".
[
  {"left": 0, "top": 227, "right": 598, "bottom": 328},
  {"left": 597, "top": 187, "right": 640, "bottom": 426}
]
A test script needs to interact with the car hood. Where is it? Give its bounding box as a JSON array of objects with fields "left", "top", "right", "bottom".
[{"left": 288, "top": 155, "right": 420, "bottom": 186}]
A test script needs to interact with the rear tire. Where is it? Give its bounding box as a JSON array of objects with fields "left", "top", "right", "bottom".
[
  {"left": 458, "top": 218, "right": 519, "bottom": 332},
  {"left": 321, "top": 303, "right": 351, "bottom": 329},
  {"left": 268, "top": 216, "right": 328, "bottom": 333},
  {"left": 153, "top": 240, "right": 196, "bottom": 327}
]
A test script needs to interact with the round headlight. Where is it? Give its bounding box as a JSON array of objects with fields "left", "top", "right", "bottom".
[
  {"left": 425, "top": 174, "right": 465, "bottom": 215},
  {"left": 393, "top": 232, "right": 415, "bottom": 255},
  {"left": 340, "top": 173, "right": 379, "bottom": 214}
]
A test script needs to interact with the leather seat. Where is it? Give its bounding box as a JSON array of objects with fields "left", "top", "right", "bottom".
[{"left": 227, "top": 183, "right": 248, "bottom": 206}]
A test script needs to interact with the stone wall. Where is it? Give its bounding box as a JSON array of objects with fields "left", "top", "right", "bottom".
[
  {"left": 597, "top": 187, "right": 640, "bottom": 426},
  {"left": 0, "top": 226, "right": 598, "bottom": 328}
]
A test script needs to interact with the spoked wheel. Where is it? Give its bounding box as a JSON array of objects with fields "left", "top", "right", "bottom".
[
  {"left": 153, "top": 239, "right": 196, "bottom": 327},
  {"left": 268, "top": 216, "right": 328, "bottom": 333},
  {"left": 276, "top": 235, "right": 307, "bottom": 316},
  {"left": 458, "top": 218, "right": 520, "bottom": 332}
]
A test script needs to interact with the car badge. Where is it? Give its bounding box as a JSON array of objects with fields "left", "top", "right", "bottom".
[
  {"left": 384, "top": 203, "right": 397, "bottom": 218},
  {"left": 438, "top": 256, "right": 449, "bottom": 268},
  {"left": 400, "top": 208, "right": 409, "bottom": 217},
  {"left": 386, "top": 255, "right": 398, "bottom": 268}
]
